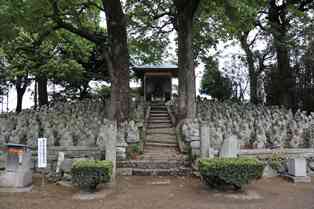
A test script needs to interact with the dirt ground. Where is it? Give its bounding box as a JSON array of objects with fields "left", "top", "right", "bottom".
[{"left": 1, "top": 175, "right": 314, "bottom": 209}]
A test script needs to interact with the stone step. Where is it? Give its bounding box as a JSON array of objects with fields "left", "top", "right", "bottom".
[
  {"left": 150, "top": 113, "right": 169, "bottom": 117},
  {"left": 146, "top": 140, "right": 177, "bottom": 145},
  {"left": 117, "top": 167, "right": 192, "bottom": 176},
  {"left": 144, "top": 145, "right": 178, "bottom": 150},
  {"left": 117, "top": 160, "right": 189, "bottom": 169},
  {"left": 150, "top": 110, "right": 168, "bottom": 114},
  {"left": 148, "top": 117, "right": 171, "bottom": 122},
  {"left": 130, "top": 168, "right": 192, "bottom": 176},
  {"left": 150, "top": 109, "right": 167, "bottom": 112},
  {"left": 145, "top": 134, "right": 177, "bottom": 143},
  {"left": 149, "top": 116, "right": 170, "bottom": 120},
  {"left": 143, "top": 150, "right": 179, "bottom": 155},
  {"left": 148, "top": 124, "right": 173, "bottom": 129},
  {"left": 146, "top": 135, "right": 177, "bottom": 142},
  {"left": 146, "top": 128, "right": 175, "bottom": 135},
  {"left": 145, "top": 142, "right": 177, "bottom": 147},
  {"left": 143, "top": 148, "right": 179, "bottom": 155},
  {"left": 146, "top": 133, "right": 176, "bottom": 138},
  {"left": 150, "top": 105, "right": 166, "bottom": 108},
  {"left": 141, "top": 154, "right": 182, "bottom": 160},
  {"left": 148, "top": 120, "right": 172, "bottom": 124}
]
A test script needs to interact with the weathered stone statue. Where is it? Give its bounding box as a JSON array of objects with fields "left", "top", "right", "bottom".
[{"left": 257, "top": 72, "right": 266, "bottom": 105}]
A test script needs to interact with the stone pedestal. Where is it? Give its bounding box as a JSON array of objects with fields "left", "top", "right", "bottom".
[
  {"left": 0, "top": 170, "right": 32, "bottom": 188},
  {"left": 0, "top": 144, "right": 33, "bottom": 189},
  {"left": 287, "top": 158, "right": 311, "bottom": 183},
  {"left": 288, "top": 158, "right": 307, "bottom": 177}
]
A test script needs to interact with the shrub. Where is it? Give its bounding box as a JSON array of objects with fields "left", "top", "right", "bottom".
[
  {"left": 127, "top": 143, "right": 142, "bottom": 159},
  {"left": 71, "top": 160, "right": 113, "bottom": 192},
  {"left": 266, "top": 152, "right": 286, "bottom": 172},
  {"left": 199, "top": 158, "right": 264, "bottom": 190}
]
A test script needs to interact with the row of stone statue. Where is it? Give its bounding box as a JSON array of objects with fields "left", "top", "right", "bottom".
[
  {"left": 197, "top": 99, "right": 314, "bottom": 149},
  {"left": 0, "top": 100, "right": 115, "bottom": 148}
]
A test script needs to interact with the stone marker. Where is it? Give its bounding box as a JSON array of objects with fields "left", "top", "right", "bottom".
[
  {"left": 220, "top": 135, "right": 239, "bottom": 158},
  {"left": 56, "top": 152, "right": 65, "bottom": 173},
  {"left": 104, "top": 122, "right": 117, "bottom": 180},
  {"left": 200, "top": 124, "right": 210, "bottom": 158},
  {"left": 262, "top": 165, "right": 278, "bottom": 177}
]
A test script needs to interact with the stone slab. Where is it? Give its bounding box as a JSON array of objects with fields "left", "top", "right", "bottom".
[
  {"left": 117, "top": 168, "right": 133, "bottom": 176},
  {"left": 283, "top": 174, "right": 311, "bottom": 183},
  {"left": 239, "top": 149, "right": 314, "bottom": 159},
  {"left": 0, "top": 185, "right": 32, "bottom": 193}
]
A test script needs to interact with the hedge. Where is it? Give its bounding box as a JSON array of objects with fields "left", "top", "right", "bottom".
[
  {"left": 71, "top": 160, "right": 113, "bottom": 192},
  {"left": 199, "top": 158, "right": 264, "bottom": 190}
]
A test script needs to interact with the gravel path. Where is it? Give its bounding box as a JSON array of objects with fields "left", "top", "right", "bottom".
[{"left": 0, "top": 175, "right": 314, "bottom": 209}]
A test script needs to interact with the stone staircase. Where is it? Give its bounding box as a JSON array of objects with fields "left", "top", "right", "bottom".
[{"left": 117, "top": 102, "right": 191, "bottom": 176}]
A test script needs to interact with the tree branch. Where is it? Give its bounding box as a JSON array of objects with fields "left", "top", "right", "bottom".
[{"left": 50, "top": 0, "right": 106, "bottom": 44}]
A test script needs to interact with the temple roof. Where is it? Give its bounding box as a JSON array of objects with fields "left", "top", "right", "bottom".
[
  {"left": 133, "top": 63, "right": 178, "bottom": 77},
  {"left": 133, "top": 63, "right": 178, "bottom": 70}
]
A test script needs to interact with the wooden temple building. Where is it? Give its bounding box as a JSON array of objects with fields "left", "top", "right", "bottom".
[{"left": 133, "top": 64, "right": 178, "bottom": 102}]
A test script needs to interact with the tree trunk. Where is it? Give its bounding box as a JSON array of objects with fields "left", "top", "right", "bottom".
[
  {"left": 15, "top": 76, "right": 28, "bottom": 113},
  {"left": 269, "top": 0, "right": 295, "bottom": 109},
  {"left": 16, "top": 90, "right": 24, "bottom": 113},
  {"left": 239, "top": 33, "right": 258, "bottom": 104},
  {"left": 103, "top": 0, "right": 129, "bottom": 124},
  {"left": 34, "top": 80, "right": 38, "bottom": 110},
  {"left": 175, "top": 0, "right": 199, "bottom": 119},
  {"left": 37, "top": 76, "right": 48, "bottom": 107},
  {"left": 52, "top": 0, "right": 129, "bottom": 123}
]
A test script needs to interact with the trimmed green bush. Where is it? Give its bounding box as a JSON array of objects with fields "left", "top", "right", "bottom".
[
  {"left": 199, "top": 158, "right": 264, "bottom": 190},
  {"left": 71, "top": 160, "right": 113, "bottom": 192}
]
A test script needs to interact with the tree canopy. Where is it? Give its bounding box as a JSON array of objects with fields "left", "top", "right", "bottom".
[{"left": 0, "top": 0, "right": 314, "bottom": 118}]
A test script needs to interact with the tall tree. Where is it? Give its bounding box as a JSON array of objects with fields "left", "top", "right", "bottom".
[
  {"left": 173, "top": 0, "right": 200, "bottom": 119},
  {"left": 258, "top": 0, "right": 314, "bottom": 109},
  {"left": 200, "top": 57, "right": 233, "bottom": 101},
  {"left": 211, "top": 0, "right": 268, "bottom": 104},
  {"left": 50, "top": 0, "right": 129, "bottom": 124}
]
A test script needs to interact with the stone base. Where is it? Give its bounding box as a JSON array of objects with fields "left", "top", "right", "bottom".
[
  {"left": 72, "top": 184, "right": 115, "bottom": 200},
  {"left": 283, "top": 175, "right": 311, "bottom": 183},
  {"left": 0, "top": 171, "right": 32, "bottom": 188},
  {"left": 117, "top": 168, "right": 132, "bottom": 176},
  {"left": 0, "top": 185, "right": 32, "bottom": 193}
]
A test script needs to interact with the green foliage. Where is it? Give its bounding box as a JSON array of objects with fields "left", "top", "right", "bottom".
[
  {"left": 199, "top": 158, "right": 264, "bottom": 190},
  {"left": 94, "top": 85, "right": 111, "bottom": 102},
  {"left": 200, "top": 57, "right": 233, "bottom": 101},
  {"left": 126, "top": 0, "right": 171, "bottom": 65},
  {"left": 266, "top": 152, "right": 286, "bottom": 172},
  {"left": 71, "top": 160, "right": 112, "bottom": 192},
  {"left": 127, "top": 143, "right": 142, "bottom": 159}
]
